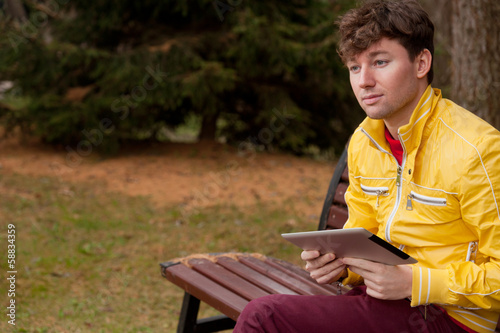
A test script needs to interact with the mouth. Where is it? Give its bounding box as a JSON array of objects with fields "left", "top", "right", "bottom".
[{"left": 362, "top": 94, "right": 383, "bottom": 105}]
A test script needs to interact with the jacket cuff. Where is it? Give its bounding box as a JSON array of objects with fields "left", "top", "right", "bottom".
[{"left": 411, "top": 266, "right": 449, "bottom": 306}]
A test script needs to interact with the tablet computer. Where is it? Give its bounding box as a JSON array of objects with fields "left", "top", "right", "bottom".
[{"left": 281, "top": 228, "right": 417, "bottom": 265}]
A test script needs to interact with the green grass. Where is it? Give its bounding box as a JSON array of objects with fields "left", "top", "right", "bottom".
[{"left": 0, "top": 172, "right": 312, "bottom": 332}]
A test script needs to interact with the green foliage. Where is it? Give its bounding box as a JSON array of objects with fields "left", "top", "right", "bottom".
[{"left": 0, "top": 0, "right": 361, "bottom": 155}]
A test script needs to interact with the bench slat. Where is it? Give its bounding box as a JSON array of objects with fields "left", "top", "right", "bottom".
[
  {"left": 333, "top": 182, "right": 348, "bottom": 206},
  {"left": 239, "top": 257, "right": 336, "bottom": 296},
  {"left": 266, "top": 257, "right": 343, "bottom": 295},
  {"left": 216, "top": 256, "right": 299, "bottom": 295},
  {"left": 327, "top": 205, "right": 349, "bottom": 230},
  {"left": 341, "top": 168, "right": 349, "bottom": 182},
  {"left": 189, "top": 258, "right": 270, "bottom": 301},
  {"left": 162, "top": 263, "right": 247, "bottom": 321},
  {"left": 263, "top": 258, "right": 337, "bottom": 295}
]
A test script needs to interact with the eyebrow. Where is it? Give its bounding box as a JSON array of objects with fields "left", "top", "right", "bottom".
[
  {"left": 366, "top": 50, "right": 390, "bottom": 58},
  {"left": 347, "top": 50, "right": 391, "bottom": 64}
]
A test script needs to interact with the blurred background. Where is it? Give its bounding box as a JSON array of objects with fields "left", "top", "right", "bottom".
[{"left": 0, "top": 0, "right": 498, "bottom": 332}]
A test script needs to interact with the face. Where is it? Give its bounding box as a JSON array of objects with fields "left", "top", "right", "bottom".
[{"left": 347, "top": 38, "right": 427, "bottom": 131}]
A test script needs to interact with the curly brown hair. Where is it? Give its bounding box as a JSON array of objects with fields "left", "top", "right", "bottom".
[{"left": 337, "top": 0, "right": 434, "bottom": 83}]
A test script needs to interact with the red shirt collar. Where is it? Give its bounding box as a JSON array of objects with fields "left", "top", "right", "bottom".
[{"left": 384, "top": 127, "right": 403, "bottom": 165}]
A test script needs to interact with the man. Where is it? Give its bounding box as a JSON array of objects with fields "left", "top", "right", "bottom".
[{"left": 233, "top": 1, "right": 500, "bottom": 332}]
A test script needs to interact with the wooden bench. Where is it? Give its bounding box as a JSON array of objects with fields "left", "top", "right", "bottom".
[
  {"left": 160, "top": 146, "right": 500, "bottom": 332},
  {"left": 160, "top": 147, "right": 350, "bottom": 332}
]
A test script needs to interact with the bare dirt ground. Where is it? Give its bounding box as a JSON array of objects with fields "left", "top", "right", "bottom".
[{"left": 0, "top": 137, "right": 337, "bottom": 219}]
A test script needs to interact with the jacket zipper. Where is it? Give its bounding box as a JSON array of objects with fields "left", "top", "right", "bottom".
[
  {"left": 386, "top": 165, "right": 404, "bottom": 242},
  {"left": 406, "top": 191, "right": 447, "bottom": 210},
  {"left": 360, "top": 128, "right": 405, "bottom": 244},
  {"left": 360, "top": 185, "right": 389, "bottom": 207},
  {"left": 466, "top": 241, "right": 478, "bottom": 263}
]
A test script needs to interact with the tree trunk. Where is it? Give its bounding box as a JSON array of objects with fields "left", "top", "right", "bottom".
[
  {"left": 198, "top": 112, "right": 219, "bottom": 141},
  {"left": 420, "top": 0, "right": 453, "bottom": 91},
  {"left": 450, "top": 0, "right": 500, "bottom": 129},
  {"left": 4, "top": 0, "right": 28, "bottom": 21}
]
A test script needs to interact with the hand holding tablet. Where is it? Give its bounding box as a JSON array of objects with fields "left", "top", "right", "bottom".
[{"left": 281, "top": 228, "right": 417, "bottom": 266}]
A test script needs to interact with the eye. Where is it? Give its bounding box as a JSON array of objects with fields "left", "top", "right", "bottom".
[
  {"left": 375, "top": 60, "right": 388, "bottom": 67},
  {"left": 349, "top": 65, "right": 360, "bottom": 73}
]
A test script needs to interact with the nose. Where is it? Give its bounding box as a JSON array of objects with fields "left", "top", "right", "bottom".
[{"left": 358, "top": 67, "right": 375, "bottom": 88}]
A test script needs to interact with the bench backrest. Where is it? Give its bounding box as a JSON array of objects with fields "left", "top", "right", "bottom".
[{"left": 318, "top": 146, "right": 349, "bottom": 231}]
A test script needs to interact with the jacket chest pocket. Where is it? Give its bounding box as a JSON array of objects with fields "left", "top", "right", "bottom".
[
  {"left": 406, "top": 191, "right": 447, "bottom": 211},
  {"left": 400, "top": 187, "right": 463, "bottom": 240},
  {"left": 361, "top": 184, "right": 389, "bottom": 208}
]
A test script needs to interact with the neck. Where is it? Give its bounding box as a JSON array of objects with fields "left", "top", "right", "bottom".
[
  {"left": 385, "top": 123, "right": 399, "bottom": 139},
  {"left": 384, "top": 84, "right": 429, "bottom": 139}
]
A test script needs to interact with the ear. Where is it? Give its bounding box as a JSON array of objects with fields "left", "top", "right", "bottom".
[{"left": 416, "top": 49, "right": 432, "bottom": 79}]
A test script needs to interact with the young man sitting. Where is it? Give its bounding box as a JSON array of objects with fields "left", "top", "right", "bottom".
[{"left": 234, "top": 1, "right": 500, "bottom": 332}]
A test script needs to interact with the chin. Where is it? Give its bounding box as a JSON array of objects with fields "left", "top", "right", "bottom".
[{"left": 363, "top": 110, "right": 386, "bottom": 120}]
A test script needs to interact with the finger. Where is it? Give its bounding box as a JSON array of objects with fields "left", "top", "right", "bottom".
[
  {"left": 304, "top": 253, "right": 336, "bottom": 271},
  {"left": 301, "top": 250, "right": 321, "bottom": 261},
  {"left": 311, "top": 262, "right": 347, "bottom": 284},
  {"left": 344, "top": 261, "right": 381, "bottom": 281},
  {"left": 341, "top": 257, "right": 381, "bottom": 272},
  {"left": 345, "top": 264, "right": 368, "bottom": 279},
  {"left": 364, "top": 285, "right": 386, "bottom": 300},
  {"left": 309, "top": 258, "right": 345, "bottom": 278},
  {"left": 363, "top": 278, "right": 397, "bottom": 300}
]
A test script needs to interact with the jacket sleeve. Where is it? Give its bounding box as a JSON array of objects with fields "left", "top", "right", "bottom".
[
  {"left": 341, "top": 142, "right": 380, "bottom": 286},
  {"left": 410, "top": 137, "right": 500, "bottom": 310}
]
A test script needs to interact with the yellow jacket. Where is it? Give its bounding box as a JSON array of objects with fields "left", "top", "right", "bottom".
[{"left": 343, "top": 85, "right": 500, "bottom": 332}]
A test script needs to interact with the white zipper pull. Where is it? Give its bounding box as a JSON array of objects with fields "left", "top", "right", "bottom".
[
  {"left": 396, "top": 166, "right": 403, "bottom": 187},
  {"left": 406, "top": 194, "right": 413, "bottom": 211},
  {"left": 372, "top": 189, "right": 389, "bottom": 208},
  {"left": 376, "top": 190, "right": 382, "bottom": 207},
  {"left": 470, "top": 242, "right": 477, "bottom": 263},
  {"left": 466, "top": 241, "right": 478, "bottom": 263}
]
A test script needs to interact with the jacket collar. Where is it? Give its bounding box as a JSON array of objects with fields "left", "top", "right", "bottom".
[{"left": 359, "top": 85, "right": 442, "bottom": 156}]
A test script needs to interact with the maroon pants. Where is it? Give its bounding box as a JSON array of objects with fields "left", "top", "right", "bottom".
[{"left": 233, "top": 286, "right": 470, "bottom": 333}]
